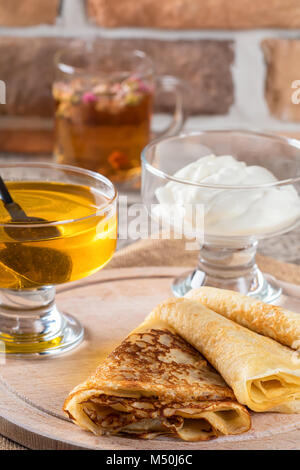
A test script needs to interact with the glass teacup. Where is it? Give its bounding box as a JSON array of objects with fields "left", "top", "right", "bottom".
[
  {"left": 53, "top": 40, "right": 186, "bottom": 186},
  {"left": 0, "top": 163, "right": 117, "bottom": 356},
  {"left": 142, "top": 131, "right": 300, "bottom": 303}
]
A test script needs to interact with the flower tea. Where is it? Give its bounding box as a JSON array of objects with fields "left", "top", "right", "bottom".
[
  {"left": 53, "top": 75, "right": 153, "bottom": 183},
  {"left": 0, "top": 182, "right": 117, "bottom": 289}
]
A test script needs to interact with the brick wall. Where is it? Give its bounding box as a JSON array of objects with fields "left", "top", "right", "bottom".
[{"left": 0, "top": 0, "right": 299, "bottom": 155}]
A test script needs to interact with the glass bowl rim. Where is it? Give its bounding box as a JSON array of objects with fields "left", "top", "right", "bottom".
[
  {"left": 54, "top": 42, "right": 154, "bottom": 79},
  {"left": 0, "top": 162, "right": 118, "bottom": 228},
  {"left": 141, "top": 130, "right": 300, "bottom": 190}
]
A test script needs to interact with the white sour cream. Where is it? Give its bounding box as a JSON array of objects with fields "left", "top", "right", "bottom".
[{"left": 155, "top": 154, "right": 300, "bottom": 237}]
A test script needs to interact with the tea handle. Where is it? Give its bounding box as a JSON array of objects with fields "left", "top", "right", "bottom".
[{"left": 152, "top": 75, "right": 188, "bottom": 139}]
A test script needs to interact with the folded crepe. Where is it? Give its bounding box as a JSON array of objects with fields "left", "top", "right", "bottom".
[
  {"left": 64, "top": 321, "right": 250, "bottom": 441},
  {"left": 185, "top": 287, "right": 300, "bottom": 350},
  {"left": 147, "top": 298, "right": 300, "bottom": 413}
]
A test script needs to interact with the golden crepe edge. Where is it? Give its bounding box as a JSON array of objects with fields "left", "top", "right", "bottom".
[
  {"left": 185, "top": 286, "right": 300, "bottom": 350},
  {"left": 64, "top": 318, "right": 251, "bottom": 441},
  {"left": 147, "top": 297, "right": 300, "bottom": 413}
]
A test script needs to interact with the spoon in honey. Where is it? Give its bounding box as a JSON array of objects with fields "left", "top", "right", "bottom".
[
  {"left": 0, "top": 174, "right": 62, "bottom": 240},
  {"left": 0, "top": 175, "right": 73, "bottom": 284}
]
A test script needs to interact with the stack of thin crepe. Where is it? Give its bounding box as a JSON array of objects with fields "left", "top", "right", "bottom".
[
  {"left": 64, "top": 287, "right": 300, "bottom": 441},
  {"left": 64, "top": 321, "right": 251, "bottom": 441},
  {"left": 158, "top": 289, "right": 300, "bottom": 413}
]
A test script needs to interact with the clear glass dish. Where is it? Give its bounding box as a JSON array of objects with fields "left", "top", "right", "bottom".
[
  {"left": 142, "top": 131, "right": 300, "bottom": 302},
  {"left": 0, "top": 163, "right": 117, "bottom": 356}
]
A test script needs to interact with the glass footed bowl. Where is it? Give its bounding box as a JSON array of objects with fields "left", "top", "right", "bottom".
[
  {"left": 142, "top": 131, "right": 300, "bottom": 302},
  {"left": 0, "top": 163, "right": 117, "bottom": 357}
]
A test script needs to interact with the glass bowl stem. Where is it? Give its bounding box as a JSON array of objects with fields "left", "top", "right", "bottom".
[
  {"left": 0, "top": 286, "right": 83, "bottom": 356},
  {"left": 172, "top": 240, "right": 282, "bottom": 302}
]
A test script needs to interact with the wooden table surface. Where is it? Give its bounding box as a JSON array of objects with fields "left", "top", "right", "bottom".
[
  {"left": 1, "top": 267, "right": 300, "bottom": 450},
  {"left": 1, "top": 152, "right": 300, "bottom": 450}
]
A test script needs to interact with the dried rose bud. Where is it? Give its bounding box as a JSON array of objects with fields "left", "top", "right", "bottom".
[
  {"left": 108, "top": 151, "right": 129, "bottom": 170},
  {"left": 82, "top": 92, "right": 97, "bottom": 104},
  {"left": 111, "top": 83, "right": 122, "bottom": 94},
  {"left": 137, "top": 81, "right": 151, "bottom": 93},
  {"left": 93, "top": 83, "right": 109, "bottom": 95},
  {"left": 71, "top": 94, "right": 80, "bottom": 104},
  {"left": 125, "top": 91, "right": 142, "bottom": 105},
  {"left": 125, "top": 78, "right": 139, "bottom": 91}
]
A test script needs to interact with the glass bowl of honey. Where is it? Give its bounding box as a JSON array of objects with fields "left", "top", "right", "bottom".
[{"left": 0, "top": 163, "right": 117, "bottom": 356}]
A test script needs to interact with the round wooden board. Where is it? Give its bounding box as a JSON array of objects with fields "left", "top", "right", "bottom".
[{"left": 1, "top": 266, "right": 300, "bottom": 450}]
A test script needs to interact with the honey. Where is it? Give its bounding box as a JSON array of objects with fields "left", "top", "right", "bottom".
[{"left": 0, "top": 181, "right": 117, "bottom": 289}]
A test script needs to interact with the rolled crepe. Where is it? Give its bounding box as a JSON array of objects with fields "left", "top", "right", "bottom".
[
  {"left": 64, "top": 320, "right": 250, "bottom": 441},
  {"left": 185, "top": 287, "right": 300, "bottom": 350},
  {"left": 147, "top": 298, "right": 300, "bottom": 413}
]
